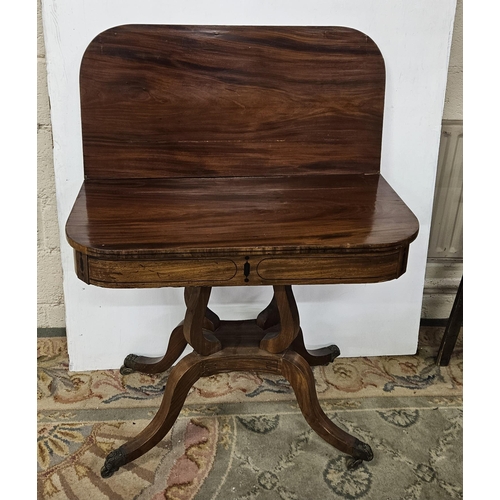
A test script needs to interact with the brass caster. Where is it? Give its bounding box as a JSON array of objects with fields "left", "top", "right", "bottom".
[
  {"left": 101, "top": 447, "right": 127, "bottom": 478},
  {"left": 119, "top": 365, "right": 134, "bottom": 375},
  {"left": 346, "top": 457, "right": 365, "bottom": 470}
]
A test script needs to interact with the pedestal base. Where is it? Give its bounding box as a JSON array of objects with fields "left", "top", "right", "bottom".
[{"left": 102, "top": 287, "right": 373, "bottom": 478}]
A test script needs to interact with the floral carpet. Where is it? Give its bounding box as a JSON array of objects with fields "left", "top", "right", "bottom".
[{"left": 37, "top": 327, "right": 462, "bottom": 499}]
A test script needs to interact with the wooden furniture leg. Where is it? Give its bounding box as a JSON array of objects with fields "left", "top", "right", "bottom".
[
  {"left": 120, "top": 299, "right": 221, "bottom": 375},
  {"left": 258, "top": 288, "right": 340, "bottom": 365},
  {"left": 101, "top": 352, "right": 202, "bottom": 478},
  {"left": 102, "top": 317, "right": 373, "bottom": 477},
  {"left": 436, "top": 277, "right": 463, "bottom": 366},
  {"left": 281, "top": 350, "right": 373, "bottom": 467},
  {"left": 291, "top": 329, "right": 341, "bottom": 366},
  {"left": 120, "top": 324, "right": 187, "bottom": 375}
]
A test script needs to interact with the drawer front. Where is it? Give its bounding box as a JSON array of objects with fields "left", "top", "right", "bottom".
[
  {"left": 88, "top": 258, "right": 237, "bottom": 287},
  {"left": 256, "top": 251, "right": 403, "bottom": 284},
  {"left": 78, "top": 248, "right": 407, "bottom": 288}
]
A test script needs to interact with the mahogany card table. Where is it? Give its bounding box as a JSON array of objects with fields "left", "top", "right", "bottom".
[{"left": 65, "top": 25, "right": 419, "bottom": 477}]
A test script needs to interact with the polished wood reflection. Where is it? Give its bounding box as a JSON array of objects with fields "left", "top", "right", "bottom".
[
  {"left": 67, "top": 174, "right": 418, "bottom": 255},
  {"left": 80, "top": 25, "right": 385, "bottom": 180}
]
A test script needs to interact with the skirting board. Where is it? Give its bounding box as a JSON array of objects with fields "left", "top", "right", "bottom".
[{"left": 37, "top": 328, "right": 67, "bottom": 338}]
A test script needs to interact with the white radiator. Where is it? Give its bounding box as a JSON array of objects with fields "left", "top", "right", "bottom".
[
  {"left": 422, "top": 119, "right": 463, "bottom": 319},
  {"left": 428, "top": 120, "right": 463, "bottom": 259}
]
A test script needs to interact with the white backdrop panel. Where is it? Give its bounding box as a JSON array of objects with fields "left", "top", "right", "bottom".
[{"left": 41, "top": 0, "right": 456, "bottom": 370}]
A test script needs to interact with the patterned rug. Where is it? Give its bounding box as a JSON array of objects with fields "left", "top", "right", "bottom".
[{"left": 37, "top": 327, "right": 462, "bottom": 499}]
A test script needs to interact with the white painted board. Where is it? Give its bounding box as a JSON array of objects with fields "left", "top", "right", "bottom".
[{"left": 41, "top": 0, "right": 457, "bottom": 371}]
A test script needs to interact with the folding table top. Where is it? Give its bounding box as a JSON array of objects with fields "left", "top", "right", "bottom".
[{"left": 66, "top": 25, "right": 418, "bottom": 288}]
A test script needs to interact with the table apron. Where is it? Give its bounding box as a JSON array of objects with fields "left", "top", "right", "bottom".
[{"left": 74, "top": 247, "right": 409, "bottom": 288}]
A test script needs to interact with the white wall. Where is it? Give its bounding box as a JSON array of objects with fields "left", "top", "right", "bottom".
[{"left": 41, "top": 0, "right": 457, "bottom": 371}]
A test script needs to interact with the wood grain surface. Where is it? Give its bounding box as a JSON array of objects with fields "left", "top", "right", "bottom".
[
  {"left": 66, "top": 174, "right": 418, "bottom": 257},
  {"left": 67, "top": 174, "right": 417, "bottom": 287},
  {"left": 80, "top": 25, "right": 385, "bottom": 179},
  {"left": 68, "top": 24, "right": 419, "bottom": 288}
]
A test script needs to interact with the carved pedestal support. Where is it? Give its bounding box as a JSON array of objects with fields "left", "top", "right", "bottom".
[
  {"left": 183, "top": 287, "right": 222, "bottom": 355},
  {"left": 260, "top": 285, "right": 300, "bottom": 353},
  {"left": 108, "top": 286, "right": 372, "bottom": 478}
]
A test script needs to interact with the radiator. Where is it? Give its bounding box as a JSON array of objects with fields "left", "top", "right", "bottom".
[
  {"left": 422, "top": 120, "right": 463, "bottom": 319},
  {"left": 428, "top": 120, "right": 463, "bottom": 259}
]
